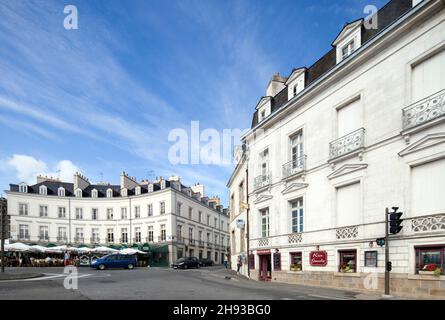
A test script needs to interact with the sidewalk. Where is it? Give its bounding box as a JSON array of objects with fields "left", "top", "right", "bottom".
[{"left": 0, "top": 271, "right": 43, "bottom": 281}]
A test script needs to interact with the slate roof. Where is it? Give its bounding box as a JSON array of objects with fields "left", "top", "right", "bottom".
[{"left": 251, "top": 0, "right": 414, "bottom": 128}]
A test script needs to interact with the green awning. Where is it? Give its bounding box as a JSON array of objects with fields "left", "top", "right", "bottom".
[
  {"left": 46, "top": 243, "right": 57, "bottom": 248},
  {"left": 142, "top": 243, "right": 150, "bottom": 252},
  {"left": 108, "top": 244, "right": 120, "bottom": 250},
  {"left": 151, "top": 244, "right": 169, "bottom": 253}
]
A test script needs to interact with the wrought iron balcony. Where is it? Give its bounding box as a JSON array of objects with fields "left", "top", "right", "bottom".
[
  {"left": 90, "top": 237, "right": 100, "bottom": 243},
  {"left": 74, "top": 237, "right": 84, "bottom": 243},
  {"left": 329, "top": 128, "right": 365, "bottom": 160},
  {"left": 253, "top": 172, "right": 271, "bottom": 190},
  {"left": 57, "top": 236, "right": 68, "bottom": 242},
  {"left": 39, "top": 235, "right": 49, "bottom": 241},
  {"left": 198, "top": 240, "right": 205, "bottom": 248},
  {"left": 282, "top": 155, "right": 307, "bottom": 180},
  {"left": 403, "top": 89, "right": 445, "bottom": 130}
]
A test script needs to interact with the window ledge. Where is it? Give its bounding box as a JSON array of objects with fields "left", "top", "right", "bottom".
[
  {"left": 334, "top": 272, "right": 361, "bottom": 278},
  {"left": 407, "top": 274, "right": 445, "bottom": 281}
]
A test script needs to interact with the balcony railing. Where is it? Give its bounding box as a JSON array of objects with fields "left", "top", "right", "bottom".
[
  {"left": 145, "top": 237, "right": 154, "bottom": 243},
  {"left": 39, "top": 235, "right": 49, "bottom": 242},
  {"left": 189, "top": 239, "right": 195, "bottom": 246},
  {"left": 198, "top": 240, "right": 205, "bottom": 248},
  {"left": 74, "top": 237, "right": 84, "bottom": 243},
  {"left": 253, "top": 172, "right": 271, "bottom": 190},
  {"left": 329, "top": 128, "right": 365, "bottom": 160},
  {"left": 282, "top": 155, "right": 307, "bottom": 180},
  {"left": 90, "top": 237, "right": 100, "bottom": 243},
  {"left": 403, "top": 89, "right": 445, "bottom": 130},
  {"left": 57, "top": 236, "right": 68, "bottom": 242}
]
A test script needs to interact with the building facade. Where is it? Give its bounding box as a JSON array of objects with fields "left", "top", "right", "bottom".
[
  {"left": 233, "top": 0, "right": 445, "bottom": 298},
  {"left": 6, "top": 172, "right": 230, "bottom": 266}
]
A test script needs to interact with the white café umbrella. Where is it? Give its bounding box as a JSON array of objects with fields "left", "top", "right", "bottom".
[
  {"left": 5, "top": 242, "right": 31, "bottom": 252},
  {"left": 120, "top": 248, "right": 147, "bottom": 255},
  {"left": 77, "top": 247, "right": 92, "bottom": 254},
  {"left": 91, "top": 246, "right": 119, "bottom": 254},
  {"left": 29, "top": 245, "right": 48, "bottom": 253}
]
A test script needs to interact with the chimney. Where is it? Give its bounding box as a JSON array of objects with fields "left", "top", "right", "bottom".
[
  {"left": 208, "top": 196, "right": 221, "bottom": 207},
  {"left": 73, "top": 172, "right": 90, "bottom": 190},
  {"left": 120, "top": 171, "right": 139, "bottom": 190},
  {"left": 190, "top": 184, "right": 205, "bottom": 197},
  {"left": 266, "top": 73, "right": 287, "bottom": 97},
  {"left": 168, "top": 176, "right": 181, "bottom": 191}
]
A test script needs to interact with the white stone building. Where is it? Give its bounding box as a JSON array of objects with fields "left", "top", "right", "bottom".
[
  {"left": 6, "top": 172, "right": 230, "bottom": 266},
  {"left": 232, "top": 0, "right": 445, "bottom": 298}
]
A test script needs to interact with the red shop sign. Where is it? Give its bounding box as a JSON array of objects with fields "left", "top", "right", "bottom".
[
  {"left": 257, "top": 250, "right": 271, "bottom": 256},
  {"left": 309, "top": 251, "right": 328, "bottom": 266}
]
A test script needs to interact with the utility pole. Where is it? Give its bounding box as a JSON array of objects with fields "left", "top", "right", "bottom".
[
  {"left": 1, "top": 197, "right": 7, "bottom": 273},
  {"left": 384, "top": 207, "right": 390, "bottom": 296}
]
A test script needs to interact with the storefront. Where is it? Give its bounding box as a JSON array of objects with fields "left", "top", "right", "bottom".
[{"left": 257, "top": 250, "right": 272, "bottom": 281}]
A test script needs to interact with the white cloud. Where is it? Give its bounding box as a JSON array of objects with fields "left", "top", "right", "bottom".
[{"left": 7, "top": 154, "right": 79, "bottom": 184}]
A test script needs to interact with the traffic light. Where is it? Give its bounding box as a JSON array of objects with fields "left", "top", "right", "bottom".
[
  {"left": 386, "top": 261, "right": 392, "bottom": 272},
  {"left": 376, "top": 238, "right": 386, "bottom": 247},
  {"left": 389, "top": 207, "right": 403, "bottom": 235}
]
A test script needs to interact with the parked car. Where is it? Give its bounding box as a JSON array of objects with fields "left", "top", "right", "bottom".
[
  {"left": 199, "top": 258, "right": 214, "bottom": 267},
  {"left": 171, "top": 257, "right": 200, "bottom": 269},
  {"left": 91, "top": 254, "right": 137, "bottom": 270}
]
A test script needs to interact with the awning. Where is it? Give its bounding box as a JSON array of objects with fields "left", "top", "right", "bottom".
[{"left": 150, "top": 244, "right": 169, "bottom": 253}]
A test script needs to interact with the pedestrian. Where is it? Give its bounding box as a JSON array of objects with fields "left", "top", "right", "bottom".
[
  {"left": 237, "top": 255, "right": 242, "bottom": 274},
  {"left": 223, "top": 254, "right": 228, "bottom": 269},
  {"left": 64, "top": 251, "right": 70, "bottom": 266}
]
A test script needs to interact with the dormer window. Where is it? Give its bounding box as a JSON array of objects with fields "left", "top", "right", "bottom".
[
  {"left": 58, "top": 187, "right": 65, "bottom": 197},
  {"left": 91, "top": 189, "right": 98, "bottom": 198},
  {"left": 260, "top": 109, "right": 266, "bottom": 121},
  {"left": 148, "top": 184, "right": 153, "bottom": 193},
  {"left": 121, "top": 188, "right": 128, "bottom": 197},
  {"left": 75, "top": 188, "right": 82, "bottom": 198},
  {"left": 333, "top": 19, "right": 362, "bottom": 64},
  {"left": 39, "top": 185, "right": 47, "bottom": 195},
  {"left": 341, "top": 39, "right": 355, "bottom": 60},
  {"left": 135, "top": 186, "right": 141, "bottom": 195},
  {"left": 285, "top": 68, "right": 306, "bottom": 101},
  {"left": 106, "top": 188, "right": 113, "bottom": 198},
  {"left": 255, "top": 97, "right": 272, "bottom": 124},
  {"left": 19, "top": 183, "right": 28, "bottom": 193}
]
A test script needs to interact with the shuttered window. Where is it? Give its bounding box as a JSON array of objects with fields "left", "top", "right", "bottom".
[
  {"left": 337, "top": 98, "right": 361, "bottom": 138},
  {"left": 411, "top": 49, "right": 445, "bottom": 102},
  {"left": 336, "top": 182, "right": 361, "bottom": 227}
]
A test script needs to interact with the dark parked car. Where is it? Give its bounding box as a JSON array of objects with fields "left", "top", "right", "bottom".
[
  {"left": 171, "top": 257, "right": 200, "bottom": 269},
  {"left": 199, "top": 258, "right": 214, "bottom": 267},
  {"left": 91, "top": 254, "right": 137, "bottom": 270}
]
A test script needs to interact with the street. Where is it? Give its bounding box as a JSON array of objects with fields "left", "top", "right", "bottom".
[{"left": 0, "top": 266, "right": 383, "bottom": 300}]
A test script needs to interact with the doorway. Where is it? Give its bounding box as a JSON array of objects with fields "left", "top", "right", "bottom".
[{"left": 259, "top": 254, "right": 272, "bottom": 281}]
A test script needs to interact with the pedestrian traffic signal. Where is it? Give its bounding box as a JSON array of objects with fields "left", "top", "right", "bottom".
[
  {"left": 386, "top": 261, "right": 392, "bottom": 272},
  {"left": 389, "top": 207, "right": 403, "bottom": 235},
  {"left": 376, "top": 238, "right": 385, "bottom": 247}
]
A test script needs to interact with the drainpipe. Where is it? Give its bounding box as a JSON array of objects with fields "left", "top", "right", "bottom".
[{"left": 246, "top": 166, "right": 250, "bottom": 278}]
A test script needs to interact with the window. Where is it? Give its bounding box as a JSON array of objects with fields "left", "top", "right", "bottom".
[
  {"left": 221, "top": 221, "right": 224, "bottom": 231},
  {"left": 160, "top": 224, "right": 166, "bottom": 241},
  {"left": 337, "top": 98, "right": 361, "bottom": 138},
  {"left": 91, "top": 189, "right": 98, "bottom": 198},
  {"left": 91, "top": 228, "right": 99, "bottom": 242},
  {"left": 198, "top": 230, "right": 203, "bottom": 242},
  {"left": 19, "top": 224, "right": 29, "bottom": 240},
  {"left": 19, "top": 184, "right": 27, "bottom": 193},
  {"left": 39, "top": 226, "right": 49, "bottom": 241},
  {"left": 188, "top": 207, "right": 193, "bottom": 220},
  {"left": 290, "top": 252, "right": 302, "bottom": 271},
  {"left": 290, "top": 131, "right": 303, "bottom": 167},
  {"left": 91, "top": 208, "right": 98, "bottom": 220},
  {"left": 214, "top": 218, "right": 218, "bottom": 228},
  {"left": 293, "top": 85, "right": 297, "bottom": 97},
  {"left": 75, "top": 208, "right": 83, "bottom": 220},
  {"left": 260, "top": 149, "right": 269, "bottom": 177},
  {"left": 75, "top": 189, "right": 82, "bottom": 198},
  {"left": 260, "top": 208, "right": 270, "bottom": 238},
  {"left": 336, "top": 182, "right": 361, "bottom": 227},
  {"left": 177, "top": 225, "right": 182, "bottom": 241},
  {"left": 58, "top": 227, "right": 67, "bottom": 241},
  {"left": 58, "top": 207, "right": 66, "bottom": 218},
  {"left": 189, "top": 228, "right": 193, "bottom": 242},
  {"left": 18, "top": 203, "right": 28, "bottom": 216},
  {"left": 207, "top": 233, "right": 211, "bottom": 243},
  {"left": 39, "top": 205, "right": 48, "bottom": 217},
  {"left": 160, "top": 201, "right": 165, "bottom": 215},
  {"left": 135, "top": 227, "right": 141, "bottom": 243},
  {"left": 134, "top": 206, "right": 141, "bottom": 218},
  {"left": 207, "top": 215, "right": 210, "bottom": 225},
  {"left": 238, "top": 182, "right": 244, "bottom": 211},
  {"left": 411, "top": 159, "right": 445, "bottom": 217},
  {"left": 339, "top": 250, "right": 357, "bottom": 273},
  {"left": 121, "top": 228, "right": 128, "bottom": 243},
  {"left": 364, "top": 251, "right": 378, "bottom": 267},
  {"left": 177, "top": 202, "right": 182, "bottom": 215},
  {"left": 106, "top": 189, "right": 113, "bottom": 198},
  {"left": 415, "top": 246, "right": 445, "bottom": 275},
  {"left": 121, "top": 188, "right": 128, "bottom": 197},
  {"left": 411, "top": 49, "right": 445, "bottom": 102},
  {"left": 75, "top": 228, "right": 84, "bottom": 242},
  {"left": 39, "top": 185, "right": 47, "bottom": 195},
  {"left": 58, "top": 187, "right": 65, "bottom": 197},
  {"left": 291, "top": 199, "right": 303, "bottom": 233},
  {"left": 148, "top": 226, "right": 154, "bottom": 242},
  {"left": 107, "top": 208, "right": 114, "bottom": 220},
  {"left": 135, "top": 186, "right": 141, "bottom": 195},
  {"left": 198, "top": 211, "right": 202, "bottom": 223},
  {"left": 215, "top": 252, "right": 218, "bottom": 262},
  {"left": 341, "top": 39, "right": 355, "bottom": 59},
  {"left": 107, "top": 228, "right": 114, "bottom": 243},
  {"left": 260, "top": 109, "right": 266, "bottom": 122},
  {"left": 147, "top": 204, "right": 153, "bottom": 216},
  {"left": 121, "top": 207, "right": 127, "bottom": 219}
]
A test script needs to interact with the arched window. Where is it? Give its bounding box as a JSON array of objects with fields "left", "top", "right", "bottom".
[
  {"left": 121, "top": 188, "right": 128, "bottom": 197},
  {"left": 39, "top": 185, "right": 47, "bottom": 195},
  {"left": 107, "top": 188, "right": 113, "bottom": 198},
  {"left": 75, "top": 189, "right": 82, "bottom": 198},
  {"left": 91, "top": 189, "right": 98, "bottom": 198},
  {"left": 135, "top": 186, "right": 141, "bottom": 195},
  {"left": 19, "top": 183, "right": 28, "bottom": 193},
  {"left": 58, "top": 187, "right": 65, "bottom": 197}
]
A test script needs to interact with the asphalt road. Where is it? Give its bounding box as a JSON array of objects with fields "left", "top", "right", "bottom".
[{"left": 0, "top": 266, "right": 381, "bottom": 300}]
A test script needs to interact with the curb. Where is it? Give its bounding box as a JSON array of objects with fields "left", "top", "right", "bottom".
[{"left": 0, "top": 273, "right": 44, "bottom": 281}]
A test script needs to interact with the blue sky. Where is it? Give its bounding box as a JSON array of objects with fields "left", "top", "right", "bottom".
[{"left": 0, "top": 0, "right": 387, "bottom": 205}]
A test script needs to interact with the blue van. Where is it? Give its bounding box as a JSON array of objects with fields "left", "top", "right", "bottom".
[{"left": 90, "top": 254, "right": 137, "bottom": 270}]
